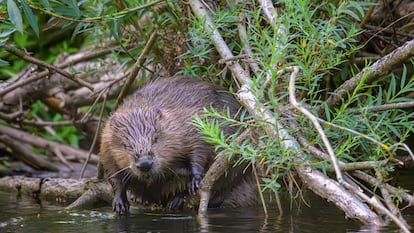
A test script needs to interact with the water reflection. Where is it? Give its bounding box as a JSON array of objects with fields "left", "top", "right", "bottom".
[{"left": 0, "top": 189, "right": 412, "bottom": 232}]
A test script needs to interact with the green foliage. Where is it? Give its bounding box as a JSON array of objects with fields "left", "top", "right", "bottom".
[
  {"left": 1, "top": 0, "right": 180, "bottom": 153},
  {"left": 191, "top": 0, "right": 414, "bottom": 193},
  {"left": 28, "top": 101, "right": 83, "bottom": 147}
]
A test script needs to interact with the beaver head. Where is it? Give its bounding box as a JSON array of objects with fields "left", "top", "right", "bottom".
[{"left": 109, "top": 107, "right": 165, "bottom": 182}]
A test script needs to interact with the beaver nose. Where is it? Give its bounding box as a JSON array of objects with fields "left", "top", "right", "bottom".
[{"left": 136, "top": 157, "right": 153, "bottom": 172}]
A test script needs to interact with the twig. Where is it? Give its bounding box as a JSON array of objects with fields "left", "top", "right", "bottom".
[
  {"left": 288, "top": 66, "right": 344, "bottom": 183},
  {"left": 253, "top": 163, "right": 267, "bottom": 217},
  {"left": 189, "top": 0, "right": 251, "bottom": 86},
  {"left": 116, "top": 31, "right": 157, "bottom": 107},
  {"left": 290, "top": 71, "right": 407, "bottom": 226},
  {"left": 341, "top": 181, "right": 411, "bottom": 233},
  {"left": 390, "top": 142, "right": 414, "bottom": 162},
  {"left": 364, "top": 11, "right": 414, "bottom": 46},
  {"left": 375, "top": 169, "right": 406, "bottom": 221},
  {"left": 0, "top": 44, "right": 125, "bottom": 97},
  {"left": 316, "top": 117, "right": 414, "bottom": 161},
  {"left": 352, "top": 170, "right": 414, "bottom": 205},
  {"left": 237, "top": 13, "right": 261, "bottom": 76},
  {"left": 296, "top": 131, "right": 414, "bottom": 206},
  {"left": 293, "top": 113, "right": 411, "bottom": 229},
  {"left": 257, "top": 0, "right": 286, "bottom": 36},
  {"left": 324, "top": 160, "right": 389, "bottom": 172},
  {"left": 347, "top": 100, "right": 414, "bottom": 113},
  {"left": 3, "top": 45, "right": 94, "bottom": 90},
  {"left": 80, "top": 90, "right": 108, "bottom": 178},
  {"left": 52, "top": 148, "right": 74, "bottom": 171}
]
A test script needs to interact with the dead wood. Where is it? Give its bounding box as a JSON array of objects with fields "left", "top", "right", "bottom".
[{"left": 0, "top": 176, "right": 111, "bottom": 206}]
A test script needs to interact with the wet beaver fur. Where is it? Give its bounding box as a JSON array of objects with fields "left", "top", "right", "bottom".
[{"left": 100, "top": 76, "right": 257, "bottom": 214}]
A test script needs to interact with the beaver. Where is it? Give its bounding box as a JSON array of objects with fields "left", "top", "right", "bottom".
[{"left": 99, "top": 76, "right": 257, "bottom": 214}]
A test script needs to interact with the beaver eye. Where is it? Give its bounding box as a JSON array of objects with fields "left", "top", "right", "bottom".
[{"left": 153, "top": 136, "right": 158, "bottom": 144}]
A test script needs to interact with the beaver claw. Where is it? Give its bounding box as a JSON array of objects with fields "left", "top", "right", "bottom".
[
  {"left": 190, "top": 174, "right": 202, "bottom": 195},
  {"left": 113, "top": 193, "right": 129, "bottom": 214},
  {"left": 166, "top": 193, "right": 187, "bottom": 210}
]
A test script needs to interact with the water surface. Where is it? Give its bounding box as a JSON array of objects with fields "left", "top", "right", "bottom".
[{"left": 1, "top": 187, "right": 413, "bottom": 233}]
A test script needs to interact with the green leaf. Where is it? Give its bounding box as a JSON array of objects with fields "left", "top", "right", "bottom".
[
  {"left": 0, "top": 28, "right": 16, "bottom": 39},
  {"left": 349, "top": 1, "right": 365, "bottom": 19},
  {"left": 0, "top": 58, "right": 9, "bottom": 67},
  {"left": 400, "top": 65, "right": 407, "bottom": 88},
  {"left": 38, "top": 0, "right": 52, "bottom": 11},
  {"left": 20, "top": 0, "right": 39, "bottom": 37},
  {"left": 387, "top": 124, "right": 401, "bottom": 138},
  {"left": 342, "top": 9, "right": 361, "bottom": 21},
  {"left": 7, "top": 0, "right": 23, "bottom": 33}
]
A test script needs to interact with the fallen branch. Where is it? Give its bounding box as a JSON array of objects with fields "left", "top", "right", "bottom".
[
  {"left": 0, "top": 124, "right": 98, "bottom": 164},
  {"left": 288, "top": 66, "right": 410, "bottom": 231},
  {"left": 0, "top": 135, "right": 59, "bottom": 171},
  {"left": 321, "top": 39, "right": 414, "bottom": 113},
  {"left": 0, "top": 176, "right": 111, "bottom": 206},
  {"left": 2, "top": 44, "right": 94, "bottom": 91}
]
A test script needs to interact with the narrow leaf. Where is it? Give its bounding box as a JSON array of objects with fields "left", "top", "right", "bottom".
[
  {"left": 400, "top": 65, "right": 407, "bottom": 88},
  {"left": 21, "top": 0, "right": 39, "bottom": 37},
  {"left": 0, "top": 58, "right": 9, "bottom": 67},
  {"left": 7, "top": 0, "right": 23, "bottom": 33},
  {"left": 38, "top": 0, "right": 52, "bottom": 11}
]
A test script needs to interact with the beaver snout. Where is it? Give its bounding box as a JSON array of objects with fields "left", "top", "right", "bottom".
[{"left": 136, "top": 156, "right": 153, "bottom": 172}]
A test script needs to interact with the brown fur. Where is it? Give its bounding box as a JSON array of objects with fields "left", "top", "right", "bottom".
[{"left": 100, "top": 76, "right": 257, "bottom": 214}]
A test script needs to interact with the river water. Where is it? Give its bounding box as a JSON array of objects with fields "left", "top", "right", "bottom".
[{"left": 0, "top": 171, "right": 413, "bottom": 232}]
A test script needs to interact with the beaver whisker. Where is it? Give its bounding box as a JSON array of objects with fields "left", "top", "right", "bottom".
[
  {"left": 106, "top": 166, "right": 131, "bottom": 180},
  {"left": 122, "top": 170, "right": 133, "bottom": 184},
  {"left": 165, "top": 165, "right": 179, "bottom": 178}
]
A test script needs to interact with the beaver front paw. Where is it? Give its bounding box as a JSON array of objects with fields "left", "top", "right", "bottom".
[
  {"left": 113, "top": 193, "right": 129, "bottom": 214},
  {"left": 190, "top": 173, "right": 202, "bottom": 195}
]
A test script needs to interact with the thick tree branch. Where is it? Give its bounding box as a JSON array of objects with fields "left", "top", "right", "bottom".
[{"left": 321, "top": 39, "right": 414, "bottom": 113}]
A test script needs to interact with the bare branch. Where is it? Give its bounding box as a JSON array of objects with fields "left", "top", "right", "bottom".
[
  {"left": 0, "top": 125, "right": 98, "bottom": 164},
  {"left": 116, "top": 31, "right": 158, "bottom": 106},
  {"left": 288, "top": 65, "right": 344, "bottom": 183},
  {"left": 3, "top": 44, "right": 94, "bottom": 90},
  {"left": 0, "top": 135, "right": 59, "bottom": 171},
  {"left": 321, "top": 39, "right": 414, "bottom": 112}
]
